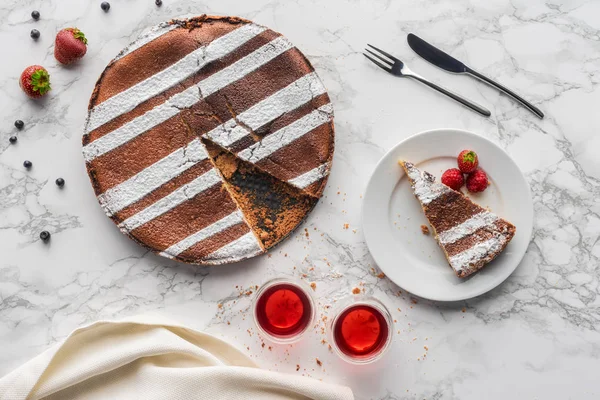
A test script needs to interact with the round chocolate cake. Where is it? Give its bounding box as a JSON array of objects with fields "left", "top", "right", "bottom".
[{"left": 83, "top": 15, "right": 334, "bottom": 264}]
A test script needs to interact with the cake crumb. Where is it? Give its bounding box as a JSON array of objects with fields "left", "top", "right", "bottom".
[
  {"left": 217, "top": 303, "right": 223, "bottom": 309},
  {"left": 461, "top": 307, "right": 466, "bottom": 313},
  {"left": 343, "top": 223, "right": 349, "bottom": 230},
  {"left": 411, "top": 298, "right": 418, "bottom": 304},
  {"left": 352, "top": 287, "right": 361, "bottom": 295},
  {"left": 296, "top": 364, "right": 300, "bottom": 371},
  {"left": 316, "top": 358, "right": 322, "bottom": 366},
  {"left": 377, "top": 272, "right": 385, "bottom": 279},
  {"left": 310, "top": 282, "right": 317, "bottom": 291},
  {"left": 420, "top": 225, "right": 430, "bottom": 235}
]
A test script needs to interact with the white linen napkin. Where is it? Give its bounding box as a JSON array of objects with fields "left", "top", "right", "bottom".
[{"left": 0, "top": 315, "right": 353, "bottom": 400}]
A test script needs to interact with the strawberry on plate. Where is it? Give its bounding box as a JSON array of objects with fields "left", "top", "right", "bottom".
[
  {"left": 54, "top": 28, "right": 88, "bottom": 64},
  {"left": 19, "top": 65, "right": 51, "bottom": 98},
  {"left": 466, "top": 169, "right": 489, "bottom": 193},
  {"left": 441, "top": 168, "right": 464, "bottom": 191},
  {"left": 457, "top": 149, "right": 479, "bottom": 174}
]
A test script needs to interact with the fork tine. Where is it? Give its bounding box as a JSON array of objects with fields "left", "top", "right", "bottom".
[
  {"left": 364, "top": 48, "right": 393, "bottom": 66},
  {"left": 363, "top": 53, "right": 392, "bottom": 72},
  {"left": 367, "top": 44, "right": 399, "bottom": 62}
]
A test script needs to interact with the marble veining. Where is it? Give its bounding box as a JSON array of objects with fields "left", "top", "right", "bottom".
[{"left": 0, "top": 0, "right": 599, "bottom": 399}]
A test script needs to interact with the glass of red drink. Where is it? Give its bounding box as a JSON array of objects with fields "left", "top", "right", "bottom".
[
  {"left": 329, "top": 296, "right": 393, "bottom": 364},
  {"left": 253, "top": 278, "right": 315, "bottom": 343}
]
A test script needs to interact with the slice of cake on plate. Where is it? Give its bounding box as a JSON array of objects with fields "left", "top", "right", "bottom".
[{"left": 399, "top": 161, "right": 516, "bottom": 278}]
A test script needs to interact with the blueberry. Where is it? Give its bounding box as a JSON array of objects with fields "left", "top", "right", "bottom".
[
  {"left": 55, "top": 178, "right": 65, "bottom": 187},
  {"left": 101, "top": 2, "right": 110, "bottom": 11},
  {"left": 40, "top": 230, "right": 51, "bottom": 242},
  {"left": 31, "top": 10, "right": 40, "bottom": 20},
  {"left": 14, "top": 120, "right": 24, "bottom": 129},
  {"left": 9, "top": 136, "right": 17, "bottom": 144},
  {"left": 30, "top": 29, "right": 40, "bottom": 39},
  {"left": 155, "top": 0, "right": 163, "bottom": 5},
  {"left": 23, "top": 160, "right": 32, "bottom": 168}
]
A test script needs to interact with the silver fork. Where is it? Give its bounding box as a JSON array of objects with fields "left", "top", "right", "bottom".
[{"left": 364, "top": 44, "right": 491, "bottom": 117}]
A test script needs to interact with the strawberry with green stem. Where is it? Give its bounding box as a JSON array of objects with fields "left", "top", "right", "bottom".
[
  {"left": 55, "top": 28, "right": 88, "bottom": 64},
  {"left": 457, "top": 149, "right": 479, "bottom": 174},
  {"left": 20, "top": 65, "right": 51, "bottom": 99}
]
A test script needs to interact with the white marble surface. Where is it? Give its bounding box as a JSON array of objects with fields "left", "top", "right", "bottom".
[{"left": 1, "top": 0, "right": 599, "bottom": 398}]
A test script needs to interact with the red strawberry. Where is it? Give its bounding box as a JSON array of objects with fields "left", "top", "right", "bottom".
[
  {"left": 466, "top": 169, "right": 489, "bottom": 193},
  {"left": 19, "top": 65, "right": 51, "bottom": 98},
  {"left": 441, "top": 168, "right": 464, "bottom": 191},
  {"left": 457, "top": 150, "right": 479, "bottom": 174},
  {"left": 54, "top": 28, "right": 88, "bottom": 64}
]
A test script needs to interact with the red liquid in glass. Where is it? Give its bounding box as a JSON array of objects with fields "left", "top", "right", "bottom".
[
  {"left": 255, "top": 284, "right": 312, "bottom": 337},
  {"left": 333, "top": 305, "right": 389, "bottom": 357}
]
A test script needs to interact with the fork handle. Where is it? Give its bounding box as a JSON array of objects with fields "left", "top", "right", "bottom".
[{"left": 407, "top": 73, "right": 491, "bottom": 117}]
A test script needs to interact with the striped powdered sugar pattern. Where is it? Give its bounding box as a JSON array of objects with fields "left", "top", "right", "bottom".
[
  {"left": 86, "top": 23, "right": 267, "bottom": 134},
  {"left": 159, "top": 210, "right": 249, "bottom": 258},
  {"left": 437, "top": 211, "right": 499, "bottom": 245},
  {"left": 98, "top": 138, "right": 208, "bottom": 216},
  {"left": 86, "top": 20, "right": 333, "bottom": 263},
  {"left": 202, "top": 232, "right": 263, "bottom": 263},
  {"left": 238, "top": 103, "right": 333, "bottom": 163},
  {"left": 448, "top": 236, "right": 507, "bottom": 273},
  {"left": 117, "top": 168, "right": 222, "bottom": 232},
  {"left": 83, "top": 33, "right": 293, "bottom": 162},
  {"left": 113, "top": 23, "right": 177, "bottom": 62},
  {"left": 204, "top": 71, "right": 326, "bottom": 147},
  {"left": 287, "top": 163, "right": 330, "bottom": 189}
]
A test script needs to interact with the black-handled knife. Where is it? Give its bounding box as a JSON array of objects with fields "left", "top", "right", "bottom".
[{"left": 407, "top": 33, "right": 544, "bottom": 119}]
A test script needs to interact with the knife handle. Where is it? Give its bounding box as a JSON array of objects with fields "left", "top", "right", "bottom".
[
  {"left": 406, "top": 73, "right": 491, "bottom": 117},
  {"left": 466, "top": 67, "right": 544, "bottom": 119}
]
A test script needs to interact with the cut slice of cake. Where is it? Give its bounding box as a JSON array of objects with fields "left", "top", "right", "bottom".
[
  {"left": 399, "top": 160, "right": 516, "bottom": 278},
  {"left": 204, "top": 139, "right": 317, "bottom": 249}
]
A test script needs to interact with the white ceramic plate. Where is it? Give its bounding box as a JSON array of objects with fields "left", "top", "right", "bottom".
[{"left": 362, "top": 129, "right": 533, "bottom": 301}]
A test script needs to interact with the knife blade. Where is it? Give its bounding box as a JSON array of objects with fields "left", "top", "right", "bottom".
[{"left": 407, "top": 33, "right": 544, "bottom": 119}]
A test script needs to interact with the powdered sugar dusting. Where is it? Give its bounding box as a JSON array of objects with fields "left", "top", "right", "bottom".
[
  {"left": 83, "top": 34, "right": 291, "bottom": 162},
  {"left": 449, "top": 236, "right": 506, "bottom": 274},
  {"left": 288, "top": 163, "right": 330, "bottom": 189},
  {"left": 437, "top": 211, "right": 499, "bottom": 244},
  {"left": 204, "top": 72, "right": 326, "bottom": 147},
  {"left": 159, "top": 210, "right": 248, "bottom": 258},
  {"left": 118, "top": 168, "right": 222, "bottom": 232},
  {"left": 402, "top": 161, "right": 451, "bottom": 205},
  {"left": 86, "top": 23, "right": 266, "bottom": 133},
  {"left": 202, "top": 232, "right": 263, "bottom": 263},
  {"left": 113, "top": 23, "right": 177, "bottom": 62},
  {"left": 97, "top": 138, "right": 208, "bottom": 216},
  {"left": 238, "top": 103, "right": 333, "bottom": 163}
]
